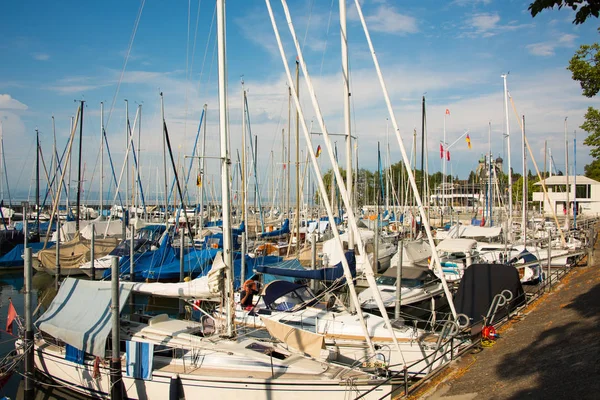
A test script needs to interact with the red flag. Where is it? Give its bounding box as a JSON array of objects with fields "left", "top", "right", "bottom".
[
  {"left": 446, "top": 150, "right": 450, "bottom": 161},
  {"left": 439, "top": 143, "right": 444, "bottom": 159},
  {"left": 445, "top": 109, "right": 450, "bottom": 115},
  {"left": 6, "top": 299, "right": 17, "bottom": 334}
]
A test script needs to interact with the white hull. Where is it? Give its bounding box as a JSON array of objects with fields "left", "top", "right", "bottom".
[{"left": 34, "top": 341, "right": 396, "bottom": 400}]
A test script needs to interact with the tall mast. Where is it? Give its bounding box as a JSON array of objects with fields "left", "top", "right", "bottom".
[
  {"left": 161, "top": 93, "right": 169, "bottom": 224},
  {"left": 421, "top": 96, "right": 426, "bottom": 200},
  {"left": 442, "top": 108, "right": 447, "bottom": 226},
  {"left": 217, "top": 0, "right": 234, "bottom": 336},
  {"left": 340, "top": 0, "right": 353, "bottom": 252},
  {"left": 199, "top": 104, "right": 207, "bottom": 231},
  {"left": 100, "top": 102, "right": 104, "bottom": 217},
  {"left": 502, "top": 74, "right": 513, "bottom": 239},
  {"left": 522, "top": 115, "right": 527, "bottom": 243},
  {"left": 75, "top": 100, "right": 85, "bottom": 232},
  {"left": 241, "top": 81, "right": 246, "bottom": 226},
  {"left": 565, "top": 117, "right": 569, "bottom": 233},
  {"left": 295, "top": 60, "right": 300, "bottom": 256},
  {"left": 125, "top": 100, "right": 130, "bottom": 223},
  {"left": 35, "top": 128, "right": 40, "bottom": 234}
]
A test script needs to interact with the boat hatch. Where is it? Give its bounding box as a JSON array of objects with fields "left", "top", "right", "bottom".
[{"left": 245, "top": 343, "right": 289, "bottom": 360}]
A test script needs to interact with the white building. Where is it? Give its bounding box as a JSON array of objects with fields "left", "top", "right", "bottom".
[{"left": 532, "top": 175, "right": 600, "bottom": 216}]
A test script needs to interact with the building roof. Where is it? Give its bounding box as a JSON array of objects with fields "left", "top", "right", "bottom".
[{"left": 534, "top": 175, "right": 600, "bottom": 186}]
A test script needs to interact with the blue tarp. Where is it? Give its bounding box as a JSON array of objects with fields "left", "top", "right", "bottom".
[
  {"left": 140, "top": 248, "right": 220, "bottom": 281},
  {"left": 260, "top": 219, "right": 290, "bottom": 238},
  {"left": 0, "top": 242, "right": 54, "bottom": 268},
  {"left": 103, "top": 233, "right": 179, "bottom": 280},
  {"left": 14, "top": 221, "right": 57, "bottom": 232},
  {"left": 255, "top": 251, "right": 356, "bottom": 281}
]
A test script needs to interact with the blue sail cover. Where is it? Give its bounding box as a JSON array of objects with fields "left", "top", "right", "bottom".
[
  {"left": 260, "top": 219, "right": 290, "bottom": 238},
  {"left": 255, "top": 251, "right": 356, "bottom": 281},
  {"left": 103, "top": 233, "right": 179, "bottom": 280},
  {"left": 0, "top": 242, "right": 53, "bottom": 268},
  {"left": 140, "top": 247, "right": 219, "bottom": 281},
  {"left": 141, "top": 251, "right": 281, "bottom": 288}
]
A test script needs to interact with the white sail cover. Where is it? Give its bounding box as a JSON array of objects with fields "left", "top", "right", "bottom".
[
  {"left": 36, "top": 278, "right": 132, "bottom": 357},
  {"left": 445, "top": 225, "right": 502, "bottom": 239},
  {"left": 131, "top": 251, "right": 227, "bottom": 299}
]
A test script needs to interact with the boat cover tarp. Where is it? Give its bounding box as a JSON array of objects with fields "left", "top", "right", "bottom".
[
  {"left": 0, "top": 242, "right": 53, "bottom": 268},
  {"left": 454, "top": 263, "right": 525, "bottom": 326},
  {"left": 255, "top": 251, "right": 355, "bottom": 281},
  {"left": 36, "top": 278, "right": 132, "bottom": 357},
  {"left": 261, "top": 316, "right": 324, "bottom": 359},
  {"left": 0, "top": 230, "right": 24, "bottom": 256},
  {"left": 37, "top": 233, "right": 119, "bottom": 270},
  {"left": 80, "top": 220, "right": 123, "bottom": 240},
  {"left": 104, "top": 233, "right": 177, "bottom": 279},
  {"left": 447, "top": 225, "right": 502, "bottom": 239},
  {"left": 140, "top": 248, "right": 220, "bottom": 281},
  {"left": 260, "top": 219, "right": 290, "bottom": 238},
  {"left": 132, "top": 251, "right": 227, "bottom": 299}
]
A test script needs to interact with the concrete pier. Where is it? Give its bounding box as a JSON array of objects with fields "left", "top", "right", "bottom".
[{"left": 416, "top": 237, "right": 600, "bottom": 400}]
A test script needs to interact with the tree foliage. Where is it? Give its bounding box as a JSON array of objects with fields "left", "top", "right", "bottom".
[
  {"left": 584, "top": 158, "right": 600, "bottom": 180},
  {"left": 529, "top": 0, "right": 600, "bottom": 25},
  {"left": 568, "top": 39, "right": 600, "bottom": 98},
  {"left": 582, "top": 107, "right": 600, "bottom": 159}
]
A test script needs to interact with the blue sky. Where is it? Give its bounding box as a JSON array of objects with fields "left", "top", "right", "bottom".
[{"left": 0, "top": 0, "right": 599, "bottom": 202}]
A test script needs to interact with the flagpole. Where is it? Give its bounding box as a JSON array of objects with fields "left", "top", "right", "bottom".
[{"left": 443, "top": 110, "right": 446, "bottom": 227}]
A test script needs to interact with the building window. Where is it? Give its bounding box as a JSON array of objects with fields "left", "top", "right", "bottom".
[{"left": 575, "top": 185, "right": 590, "bottom": 199}]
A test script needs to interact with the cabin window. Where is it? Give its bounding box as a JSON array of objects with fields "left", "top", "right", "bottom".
[{"left": 375, "top": 275, "right": 396, "bottom": 286}]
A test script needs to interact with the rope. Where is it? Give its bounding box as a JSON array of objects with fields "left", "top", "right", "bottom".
[{"left": 104, "top": 0, "right": 145, "bottom": 130}]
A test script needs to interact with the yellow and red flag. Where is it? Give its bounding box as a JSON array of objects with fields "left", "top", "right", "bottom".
[
  {"left": 316, "top": 145, "right": 322, "bottom": 158},
  {"left": 466, "top": 134, "right": 472, "bottom": 149}
]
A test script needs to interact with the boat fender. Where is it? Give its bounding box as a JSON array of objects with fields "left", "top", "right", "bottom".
[{"left": 169, "top": 374, "right": 184, "bottom": 400}]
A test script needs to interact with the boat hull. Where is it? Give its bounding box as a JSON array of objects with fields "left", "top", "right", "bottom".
[{"left": 34, "top": 343, "right": 396, "bottom": 400}]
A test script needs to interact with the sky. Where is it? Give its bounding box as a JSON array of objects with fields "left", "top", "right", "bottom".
[{"left": 0, "top": 0, "right": 599, "bottom": 203}]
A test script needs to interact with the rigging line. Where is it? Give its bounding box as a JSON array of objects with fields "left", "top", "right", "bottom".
[
  {"left": 197, "top": 2, "right": 217, "bottom": 96},
  {"left": 11, "top": 138, "right": 35, "bottom": 201},
  {"left": 301, "top": 0, "right": 315, "bottom": 53},
  {"left": 318, "top": 0, "right": 335, "bottom": 77},
  {"left": 189, "top": 0, "right": 203, "bottom": 80},
  {"left": 104, "top": 0, "right": 145, "bottom": 130},
  {"left": 183, "top": 0, "right": 192, "bottom": 152}
]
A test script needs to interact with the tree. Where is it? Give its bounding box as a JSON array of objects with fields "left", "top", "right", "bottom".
[
  {"left": 529, "top": 1, "right": 600, "bottom": 25},
  {"left": 581, "top": 107, "right": 600, "bottom": 158},
  {"left": 530, "top": 2, "right": 600, "bottom": 180},
  {"left": 584, "top": 158, "right": 600, "bottom": 180},
  {"left": 568, "top": 40, "right": 600, "bottom": 97}
]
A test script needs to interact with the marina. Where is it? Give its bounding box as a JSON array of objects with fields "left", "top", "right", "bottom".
[{"left": 1, "top": 0, "right": 600, "bottom": 399}]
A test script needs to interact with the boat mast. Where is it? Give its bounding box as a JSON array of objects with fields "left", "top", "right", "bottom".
[
  {"left": 161, "top": 93, "right": 169, "bottom": 224},
  {"left": 100, "top": 102, "right": 104, "bottom": 218},
  {"left": 522, "top": 115, "right": 527, "bottom": 244},
  {"left": 340, "top": 0, "right": 353, "bottom": 253},
  {"left": 421, "top": 96, "right": 426, "bottom": 201},
  {"left": 75, "top": 100, "right": 85, "bottom": 232},
  {"left": 36, "top": 128, "right": 40, "bottom": 234},
  {"left": 502, "top": 74, "right": 513, "bottom": 240},
  {"left": 295, "top": 60, "right": 301, "bottom": 256},
  {"left": 217, "top": 0, "right": 234, "bottom": 337},
  {"left": 565, "top": 117, "right": 570, "bottom": 235}
]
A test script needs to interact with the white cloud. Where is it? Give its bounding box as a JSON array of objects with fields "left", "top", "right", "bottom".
[
  {"left": 31, "top": 52, "right": 50, "bottom": 61},
  {"left": 526, "top": 33, "right": 577, "bottom": 57},
  {"left": 452, "top": 0, "right": 492, "bottom": 5},
  {"left": 460, "top": 12, "right": 532, "bottom": 38},
  {"left": 0, "top": 94, "right": 28, "bottom": 110},
  {"left": 364, "top": 5, "right": 418, "bottom": 35},
  {"left": 347, "top": 2, "right": 418, "bottom": 35}
]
